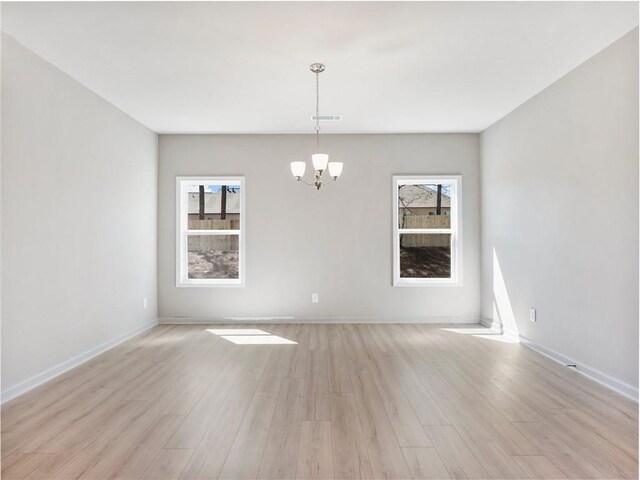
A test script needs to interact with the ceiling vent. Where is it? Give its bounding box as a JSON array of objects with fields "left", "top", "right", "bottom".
[{"left": 310, "top": 114, "right": 343, "bottom": 121}]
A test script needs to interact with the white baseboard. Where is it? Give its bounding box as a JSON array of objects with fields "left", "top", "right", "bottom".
[
  {"left": 502, "top": 326, "right": 521, "bottom": 342},
  {"left": 482, "top": 315, "right": 637, "bottom": 402},
  {"left": 1, "top": 319, "right": 158, "bottom": 404},
  {"left": 479, "top": 317, "right": 520, "bottom": 342},
  {"left": 479, "top": 317, "right": 501, "bottom": 331},
  {"left": 159, "top": 316, "right": 481, "bottom": 325},
  {"left": 519, "top": 335, "right": 638, "bottom": 402}
]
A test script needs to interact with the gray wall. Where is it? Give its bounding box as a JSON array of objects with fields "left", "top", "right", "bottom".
[
  {"left": 159, "top": 134, "right": 480, "bottom": 321},
  {"left": 1, "top": 35, "right": 158, "bottom": 394},
  {"left": 480, "top": 29, "right": 639, "bottom": 389}
]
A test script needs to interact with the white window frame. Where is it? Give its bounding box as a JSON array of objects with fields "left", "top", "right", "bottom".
[
  {"left": 392, "top": 175, "right": 462, "bottom": 287},
  {"left": 176, "top": 176, "right": 245, "bottom": 287}
]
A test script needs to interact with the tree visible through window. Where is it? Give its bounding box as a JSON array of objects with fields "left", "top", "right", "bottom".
[
  {"left": 393, "top": 176, "right": 461, "bottom": 285},
  {"left": 177, "top": 177, "right": 244, "bottom": 286}
]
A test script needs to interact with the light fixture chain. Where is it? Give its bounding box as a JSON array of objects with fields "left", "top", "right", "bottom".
[{"left": 316, "top": 71, "right": 320, "bottom": 152}]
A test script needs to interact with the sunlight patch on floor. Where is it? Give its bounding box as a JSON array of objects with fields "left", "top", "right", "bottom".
[
  {"left": 472, "top": 333, "right": 519, "bottom": 343},
  {"left": 207, "top": 328, "right": 297, "bottom": 345},
  {"left": 207, "top": 328, "right": 270, "bottom": 335},
  {"left": 441, "top": 327, "right": 500, "bottom": 335},
  {"left": 440, "top": 327, "right": 519, "bottom": 344},
  {"left": 219, "top": 335, "right": 297, "bottom": 345}
]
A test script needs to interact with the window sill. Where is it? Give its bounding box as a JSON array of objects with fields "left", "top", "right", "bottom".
[
  {"left": 176, "top": 280, "right": 244, "bottom": 288},
  {"left": 393, "top": 279, "right": 462, "bottom": 287}
]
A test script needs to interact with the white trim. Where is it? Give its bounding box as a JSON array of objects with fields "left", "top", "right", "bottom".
[
  {"left": 480, "top": 316, "right": 520, "bottom": 342},
  {"left": 519, "top": 335, "right": 638, "bottom": 402},
  {"left": 484, "top": 313, "right": 638, "bottom": 401},
  {"left": 1, "top": 320, "right": 157, "bottom": 404},
  {"left": 502, "top": 325, "right": 521, "bottom": 343},
  {"left": 176, "top": 176, "right": 245, "bottom": 288},
  {"left": 398, "top": 228, "right": 453, "bottom": 234},
  {"left": 159, "top": 316, "right": 482, "bottom": 325},
  {"left": 479, "top": 317, "right": 502, "bottom": 331},
  {"left": 392, "top": 175, "right": 463, "bottom": 287}
]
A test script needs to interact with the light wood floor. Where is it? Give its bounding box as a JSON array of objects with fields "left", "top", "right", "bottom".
[{"left": 2, "top": 324, "right": 638, "bottom": 480}]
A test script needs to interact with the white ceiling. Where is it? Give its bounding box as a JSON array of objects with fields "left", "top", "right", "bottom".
[{"left": 2, "top": 2, "right": 637, "bottom": 134}]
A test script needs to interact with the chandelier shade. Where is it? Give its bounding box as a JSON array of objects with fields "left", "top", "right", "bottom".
[
  {"left": 290, "top": 161, "right": 306, "bottom": 178},
  {"left": 328, "top": 161, "right": 343, "bottom": 178},
  {"left": 312, "top": 154, "right": 329, "bottom": 172}
]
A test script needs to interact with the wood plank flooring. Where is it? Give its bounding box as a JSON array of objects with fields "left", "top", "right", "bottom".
[{"left": 2, "top": 324, "right": 637, "bottom": 479}]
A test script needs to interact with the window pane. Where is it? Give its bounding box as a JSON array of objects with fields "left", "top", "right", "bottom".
[
  {"left": 188, "top": 235, "right": 239, "bottom": 280},
  {"left": 398, "top": 184, "right": 452, "bottom": 229},
  {"left": 399, "top": 233, "right": 451, "bottom": 278},
  {"left": 187, "top": 184, "right": 241, "bottom": 230}
]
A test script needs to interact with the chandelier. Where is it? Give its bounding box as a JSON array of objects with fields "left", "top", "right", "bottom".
[{"left": 290, "top": 63, "right": 343, "bottom": 190}]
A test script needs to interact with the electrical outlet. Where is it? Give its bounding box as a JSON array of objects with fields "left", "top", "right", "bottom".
[
  {"left": 312, "top": 293, "right": 319, "bottom": 303},
  {"left": 529, "top": 308, "right": 536, "bottom": 323},
  {"left": 143, "top": 297, "right": 148, "bottom": 309}
]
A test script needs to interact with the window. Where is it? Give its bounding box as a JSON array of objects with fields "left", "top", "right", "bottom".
[
  {"left": 176, "top": 177, "right": 244, "bottom": 287},
  {"left": 393, "top": 176, "right": 461, "bottom": 286}
]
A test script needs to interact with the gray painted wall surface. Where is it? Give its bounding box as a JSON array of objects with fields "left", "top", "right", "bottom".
[
  {"left": 480, "top": 29, "right": 639, "bottom": 388},
  {"left": 159, "top": 133, "right": 481, "bottom": 321},
  {"left": 1, "top": 35, "right": 158, "bottom": 392}
]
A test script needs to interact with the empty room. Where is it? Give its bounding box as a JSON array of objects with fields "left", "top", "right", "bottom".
[{"left": 1, "top": 1, "right": 638, "bottom": 479}]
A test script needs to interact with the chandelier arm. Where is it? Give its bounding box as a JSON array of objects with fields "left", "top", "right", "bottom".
[
  {"left": 321, "top": 176, "right": 338, "bottom": 186},
  {"left": 297, "top": 177, "right": 315, "bottom": 187},
  {"left": 317, "top": 177, "right": 338, "bottom": 189},
  {"left": 295, "top": 169, "right": 338, "bottom": 189},
  {"left": 317, "top": 175, "right": 339, "bottom": 188}
]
